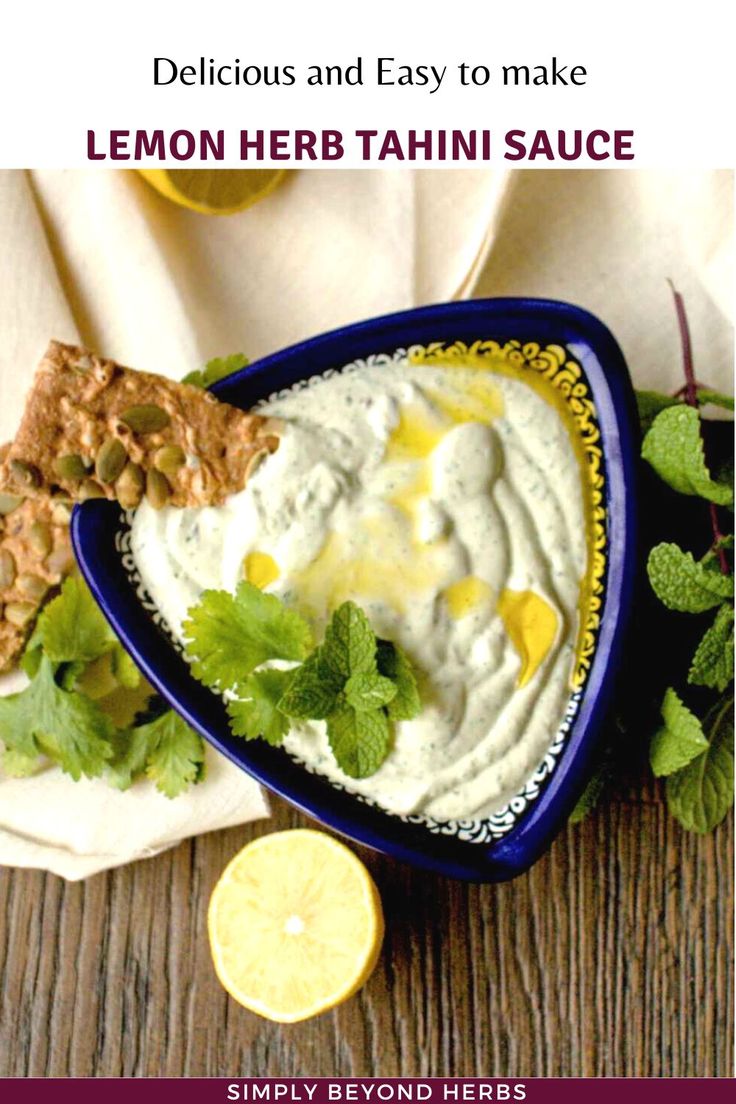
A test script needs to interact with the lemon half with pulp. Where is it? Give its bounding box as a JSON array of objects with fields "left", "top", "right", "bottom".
[
  {"left": 208, "top": 829, "right": 384, "bottom": 1022},
  {"left": 138, "top": 168, "right": 285, "bottom": 215}
]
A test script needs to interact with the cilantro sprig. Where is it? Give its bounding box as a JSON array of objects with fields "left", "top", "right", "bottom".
[
  {"left": 572, "top": 283, "right": 734, "bottom": 833},
  {"left": 182, "top": 353, "right": 249, "bottom": 390},
  {"left": 0, "top": 352, "right": 251, "bottom": 798},
  {"left": 183, "top": 585, "right": 421, "bottom": 779},
  {"left": 0, "top": 577, "right": 205, "bottom": 797}
]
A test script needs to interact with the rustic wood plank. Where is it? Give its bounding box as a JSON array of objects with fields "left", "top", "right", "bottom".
[{"left": 0, "top": 793, "right": 732, "bottom": 1077}]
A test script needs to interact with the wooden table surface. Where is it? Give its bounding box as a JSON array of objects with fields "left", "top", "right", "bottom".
[{"left": 0, "top": 779, "right": 732, "bottom": 1078}]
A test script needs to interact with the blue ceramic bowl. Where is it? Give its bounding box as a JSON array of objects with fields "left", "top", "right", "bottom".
[{"left": 72, "top": 298, "right": 638, "bottom": 881}]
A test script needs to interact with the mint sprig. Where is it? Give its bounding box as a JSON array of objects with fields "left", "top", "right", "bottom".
[
  {"left": 647, "top": 543, "right": 733, "bottom": 613},
  {"left": 665, "top": 695, "right": 734, "bottom": 833},
  {"left": 572, "top": 284, "right": 734, "bottom": 833},
  {"left": 688, "top": 605, "right": 734, "bottom": 692},
  {"left": 649, "top": 688, "right": 709, "bottom": 777},
  {"left": 184, "top": 592, "right": 421, "bottom": 780},
  {"left": 642, "top": 405, "right": 733, "bottom": 505}
]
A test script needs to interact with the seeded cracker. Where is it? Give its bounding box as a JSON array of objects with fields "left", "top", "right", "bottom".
[
  {"left": 0, "top": 341, "right": 280, "bottom": 510},
  {"left": 0, "top": 444, "right": 75, "bottom": 673}
]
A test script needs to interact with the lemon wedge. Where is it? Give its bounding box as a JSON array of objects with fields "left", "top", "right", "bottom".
[
  {"left": 208, "top": 829, "right": 384, "bottom": 1022},
  {"left": 138, "top": 168, "right": 285, "bottom": 215}
]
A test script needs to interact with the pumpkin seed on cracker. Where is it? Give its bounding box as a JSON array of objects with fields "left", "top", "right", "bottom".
[
  {"left": 9, "top": 459, "right": 41, "bottom": 489},
  {"left": 0, "top": 478, "right": 76, "bottom": 673},
  {"left": 55, "top": 454, "right": 89, "bottom": 481},
  {"left": 28, "top": 520, "right": 52, "bottom": 557},
  {"left": 0, "top": 341, "right": 278, "bottom": 510},
  {"left": 0, "top": 548, "right": 16, "bottom": 589},
  {"left": 153, "top": 444, "right": 186, "bottom": 477},
  {"left": 116, "top": 462, "right": 145, "bottom": 508},
  {"left": 146, "top": 468, "right": 171, "bottom": 509},
  {"left": 95, "top": 437, "right": 128, "bottom": 484},
  {"left": 119, "top": 403, "right": 171, "bottom": 434},
  {"left": 0, "top": 492, "right": 24, "bottom": 515},
  {"left": 17, "top": 573, "right": 48, "bottom": 601},
  {"left": 4, "top": 601, "right": 36, "bottom": 628}
]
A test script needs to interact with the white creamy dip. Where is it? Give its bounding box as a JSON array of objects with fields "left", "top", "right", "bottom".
[{"left": 131, "top": 356, "right": 589, "bottom": 820}]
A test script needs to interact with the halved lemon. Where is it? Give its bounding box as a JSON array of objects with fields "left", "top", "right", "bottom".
[
  {"left": 208, "top": 829, "right": 384, "bottom": 1022},
  {"left": 138, "top": 168, "right": 285, "bottom": 215}
]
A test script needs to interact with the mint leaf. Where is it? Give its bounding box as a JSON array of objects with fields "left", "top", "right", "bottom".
[
  {"left": 647, "top": 542, "right": 734, "bottom": 612},
  {"left": 650, "top": 688, "right": 710, "bottom": 777},
  {"left": 277, "top": 648, "right": 342, "bottom": 719},
  {"left": 688, "top": 604, "right": 734, "bottom": 692},
  {"left": 0, "top": 656, "right": 114, "bottom": 780},
  {"left": 183, "top": 581, "right": 313, "bottom": 689},
  {"left": 696, "top": 388, "right": 735, "bottom": 412},
  {"left": 344, "top": 672, "right": 397, "bottom": 712},
  {"left": 26, "top": 576, "right": 116, "bottom": 664},
  {"left": 182, "top": 353, "right": 248, "bottom": 390},
  {"left": 569, "top": 760, "right": 610, "bottom": 823},
  {"left": 322, "top": 601, "right": 376, "bottom": 680},
  {"left": 642, "top": 405, "right": 733, "bottom": 505},
  {"left": 376, "top": 640, "right": 422, "bottom": 720},
  {"left": 326, "top": 703, "right": 391, "bottom": 778},
  {"left": 666, "top": 694, "right": 734, "bottom": 832},
  {"left": 227, "top": 669, "right": 292, "bottom": 746},
  {"left": 636, "top": 390, "right": 680, "bottom": 433}
]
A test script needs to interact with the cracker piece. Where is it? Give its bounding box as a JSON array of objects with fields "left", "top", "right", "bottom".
[
  {"left": 0, "top": 341, "right": 279, "bottom": 510},
  {"left": 0, "top": 461, "right": 75, "bottom": 673}
]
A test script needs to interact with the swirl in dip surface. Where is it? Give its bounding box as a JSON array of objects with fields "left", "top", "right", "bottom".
[{"left": 131, "top": 355, "right": 591, "bottom": 820}]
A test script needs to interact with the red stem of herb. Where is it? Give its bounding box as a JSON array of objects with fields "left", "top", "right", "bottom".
[{"left": 668, "top": 279, "right": 729, "bottom": 575}]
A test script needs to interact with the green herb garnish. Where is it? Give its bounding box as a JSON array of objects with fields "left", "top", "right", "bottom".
[
  {"left": 0, "top": 576, "right": 206, "bottom": 797},
  {"left": 571, "top": 282, "right": 734, "bottom": 832},
  {"left": 182, "top": 353, "right": 249, "bottom": 390},
  {"left": 182, "top": 581, "right": 313, "bottom": 689},
  {"left": 183, "top": 587, "right": 421, "bottom": 780}
]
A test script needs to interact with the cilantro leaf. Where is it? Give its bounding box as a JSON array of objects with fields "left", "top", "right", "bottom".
[
  {"left": 647, "top": 542, "right": 734, "bottom": 612},
  {"left": 110, "top": 644, "right": 142, "bottom": 689},
  {"left": 688, "top": 604, "right": 734, "bottom": 692},
  {"left": 182, "top": 353, "right": 248, "bottom": 390},
  {"left": 642, "top": 405, "right": 733, "bottom": 505},
  {"left": 227, "top": 669, "right": 292, "bottom": 746},
  {"left": 277, "top": 648, "right": 342, "bottom": 719},
  {"left": 649, "top": 688, "right": 710, "bottom": 777},
  {"left": 2, "top": 747, "right": 43, "bottom": 778},
  {"left": 109, "top": 710, "right": 205, "bottom": 797},
  {"left": 183, "top": 581, "right": 313, "bottom": 690},
  {"left": 322, "top": 602, "right": 376, "bottom": 680},
  {"left": 376, "top": 640, "right": 422, "bottom": 720},
  {"left": 26, "top": 576, "right": 116, "bottom": 665},
  {"left": 326, "top": 703, "right": 391, "bottom": 778},
  {"left": 666, "top": 694, "right": 734, "bottom": 833},
  {"left": 344, "top": 672, "right": 397, "bottom": 712},
  {"left": 143, "top": 712, "right": 205, "bottom": 798},
  {"left": 106, "top": 723, "right": 155, "bottom": 791},
  {"left": 0, "top": 656, "right": 114, "bottom": 780},
  {"left": 636, "top": 390, "right": 680, "bottom": 434}
]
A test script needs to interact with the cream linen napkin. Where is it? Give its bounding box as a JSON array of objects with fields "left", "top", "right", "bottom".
[
  {"left": 0, "top": 167, "right": 510, "bottom": 878},
  {"left": 1, "top": 169, "right": 731, "bottom": 878}
]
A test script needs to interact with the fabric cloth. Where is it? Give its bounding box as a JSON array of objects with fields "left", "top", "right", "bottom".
[{"left": 0, "top": 167, "right": 732, "bottom": 879}]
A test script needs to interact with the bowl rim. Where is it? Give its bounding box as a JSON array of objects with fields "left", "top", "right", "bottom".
[{"left": 72, "top": 296, "right": 639, "bottom": 882}]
